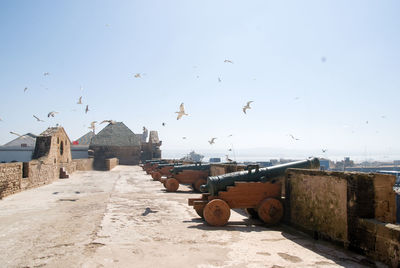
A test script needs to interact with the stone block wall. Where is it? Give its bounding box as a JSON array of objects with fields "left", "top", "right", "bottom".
[
  {"left": 73, "top": 158, "right": 94, "bottom": 171},
  {"left": 105, "top": 158, "right": 119, "bottom": 171},
  {"left": 285, "top": 169, "right": 348, "bottom": 245},
  {"left": 0, "top": 163, "right": 22, "bottom": 198},
  {"left": 286, "top": 169, "right": 399, "bottom": 266}
]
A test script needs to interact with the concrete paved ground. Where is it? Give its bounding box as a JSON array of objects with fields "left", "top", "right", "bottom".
[{"left": 0, "top": 166, "right": 384, "bottom": 268}]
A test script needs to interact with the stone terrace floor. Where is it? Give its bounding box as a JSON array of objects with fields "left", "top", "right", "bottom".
[{"left": 0, "top": 166, "right": 385, "bottom": 268}]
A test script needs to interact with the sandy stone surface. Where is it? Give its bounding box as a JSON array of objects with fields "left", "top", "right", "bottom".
[{"left": 0, "top": 165, "right": 384, "bottom": 268}]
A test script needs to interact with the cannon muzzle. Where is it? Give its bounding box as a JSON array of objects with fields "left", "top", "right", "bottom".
[{"left": 200, "top": 158, "right": 320, "bottom": 196}]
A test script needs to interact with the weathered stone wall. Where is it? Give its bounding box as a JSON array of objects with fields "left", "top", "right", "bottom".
[
  {"left": 73, "top": 158, "right": 94, "bottom": 171},
  {"left": 286, "top": 169, "right": 348, "bottom": 245},
  {"left": 0, "top": 163, "right": 22, "bottom": 198},
  {"left": 91, "top": 145, "right": 140, "bottom": 169},
  {"left": 286, "top": 169, "right": 399, "bottom": 266},
  {"left": 21, "top": 160, "right": 58, "bottom": 190},
  {"left": 105, "top": 158, "right": 119, "bottom": 171}
]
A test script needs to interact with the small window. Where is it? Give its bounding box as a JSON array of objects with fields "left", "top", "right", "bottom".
[
  {"left": 60, "top": 141, "right": 64, "bottom": 155},
  {"left": 57, "top": 137, "right": 60, "bottom": 144},
  {"left": 21, "top": 143, "right": 27, "bottom": 148}
]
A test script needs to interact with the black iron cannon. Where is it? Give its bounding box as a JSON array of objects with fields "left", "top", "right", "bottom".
[{"left": 200, "top": 158, "right": 320, "bottom": 196}]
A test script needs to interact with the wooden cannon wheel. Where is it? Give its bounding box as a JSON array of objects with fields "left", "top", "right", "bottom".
[
  {"left": 193, "top": 178, "right": 207, "bottom": 192},
  {"left": 165, "top": 178, "right": 179, "bottom": 192},
  {"left": 203, "top": 199, "right": 231, "bottom": 226},
  {"left": 257, "top": 198, "right": 284, "bottom": 225},
  {"left": 195, "top": 207, "right": 204, "bottom": 218},
  {"left": 151, "top": 172, "right": 162, "bottom": 181}
]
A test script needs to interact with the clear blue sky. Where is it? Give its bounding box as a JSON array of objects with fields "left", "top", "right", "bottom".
[{"left": 0, "top": 0, "right": 399, "bottom": 161}]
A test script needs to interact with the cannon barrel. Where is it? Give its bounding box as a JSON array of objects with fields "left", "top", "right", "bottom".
[
  {"left": 171, "top": 163, "right": 211, "bottom": 174},
  {"left": 200, "top": 158, "right": 320, "bottom": 196}
]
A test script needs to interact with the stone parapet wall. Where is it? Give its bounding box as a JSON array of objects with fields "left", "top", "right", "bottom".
[
  {"left": 286, "top": 169, "right": 398, "bottom": 267},
  {"left": 105, "top": 158, "right": 119, "bottom": 171},
  {"left": 0, "top": 163, "right": 22, "bottom": 198},
  {"left": 21, "top": 160, "right": 58, "bottom": 190},
  {"left": 73, "top": 158, "right": 94, "bottom": 171}
]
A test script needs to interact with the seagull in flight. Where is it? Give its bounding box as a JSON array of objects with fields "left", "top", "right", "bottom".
[
  {"left": 228, "top": 148, "right": 232, "bottom": 152},
  {"left": 10, "top": 131, "right": 23, "bottom": 137},
  {"left": 225, "top": 155, "right": 233, "bottom": 162},
  {"left": 218, "top": 77, "right": 222, "bottom": 83},
  {"left": 100, "top": 120, "right": 116, "bottom": 125},
  {"left": 175, "top": 103, "right": 188, "bottom": 120},
  {"left": 43, "top": 72, "right": 50, "bottom": 76},
  {"left": 182, "top": 137, "right": 187, "bottom": 140},
  {"left": 33, "top": 115, "right": 45, "bottom": 122},
  {"left": 208, "top": 137, "right": 217, "bottom": 145},
  {"left": 77, "top": 96, "right": 82, "bottom": 104},
  {"left": 289, "top": 134, "right": 300, "bottom": 141},
  {"left": 85, "top": 105, "right": 89, "bottom": 114},
  {"left": 162, "top": 122, "right": 166, "bottom": 127},
  {"left": 24, "top": 87, "right": 28, "bottom": 93},
  {"left": 88, "top": 121, "right": 97, "bottom": 130},
  {"left": 322, "top": 149, "right": 327, "bottom": 153},
  {"left": 242, "top": 101, "right": 253, "bottom": 114},
  {"left": 134, "top": 73, "right": 142, "bottom": 78},
  {"left": 224, "top": 59, "right": 233, "bottom": 64},
  {"left": 227, "top": 134, "right": 233, "bottom": 137},
  {"left": 47, "top": 111, "right": 58, "bottom": 117}
]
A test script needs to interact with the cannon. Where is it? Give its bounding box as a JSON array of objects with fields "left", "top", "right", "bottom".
[
  {"left": 143, "top": 160, "right": 170, "bottom": 174},
  {"left": 150, "top": 162, "right": 186, "bottom": 181},
  {"left": 188, "top": 158, "right": 320, "bottom": 226},
  {"left": 161, "top": 162, "right": 245, "bottom": 192}
]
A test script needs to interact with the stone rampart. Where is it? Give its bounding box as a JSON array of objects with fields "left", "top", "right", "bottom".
[
  {"left": 105, "top": 158, "right": 119, "bottom": 171},
  {"left": 0, "top": 162, "right": 22, "bottom": 198},
  {"left": 286, "top": 169, "right": 399, "bottom": 267}
]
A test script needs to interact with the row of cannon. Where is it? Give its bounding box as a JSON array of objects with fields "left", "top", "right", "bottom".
[{"left": 142, "top": 158, "right": 320, "bottom": 226}]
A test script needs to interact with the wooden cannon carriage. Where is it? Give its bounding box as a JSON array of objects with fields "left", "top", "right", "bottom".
[
  {"left": 161, "top": 162, "right": 245, "bottom": 192},
  {"left": 188, "top": 158, "right": 320, "bottom": 226}
]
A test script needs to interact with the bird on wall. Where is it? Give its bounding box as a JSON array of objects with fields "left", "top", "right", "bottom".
[
  {"left": 33, "top": 115, "right": 45, "bottom": 122},
  {"left": 224, "top": 59, "right": 233, "bottom": 64},
  {"left": 47, "top": 111, "right": 58, "bottom": 117},
  {"left": 77, "top": 96, "right": 82, "bottom": 104},
  {"left": 208, "top": 137, "right": 217, "bottom": 145},
  {"left": 289, "top": 134, "right": 300, "bottom": 141},
  {"left": 85, "top": 105, "right": 89, "bottom": 114},
  {"left": 10, "top": 131, "right": 23, "bottom": 137},
  {"left": 100, "top": 120, "right": 116, "bottom": 125},
  {"left": 242, "top": 101, "right": 253, "bottom": 114},
  {"left": 175, "top": 103, "right": 188, "bottom": 120}
]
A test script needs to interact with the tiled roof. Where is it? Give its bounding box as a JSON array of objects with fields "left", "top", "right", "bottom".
[{"left": 90, "top": 122, "right": 141, "bottom": 146}]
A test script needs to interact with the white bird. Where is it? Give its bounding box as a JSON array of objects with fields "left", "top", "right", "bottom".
[
  {"left": 100, "top": 120, "right": 116, "bottom": 125},
  {"left": 88, "top": 121, "right": 97, "bottom": 130},
  {"left": 47, "top": 111, "right": 58, "bottom": 117},
  {"left": 85, "top": 105, "right": 89, "bottom": 114},
  {"left": 80, "top": 85, "right": 84, "bottom": 91},
  {"left": 43, "top": 72, "right": 50, "bottom": 76},
  {"left": 289, "top": 134, "right": 300, "bottom": 141},
  {"left": 10, "top": 131, "right": 23, "bottom": 137},
  {"left": 134, "top": 73, "right": 141, "bottom": 78},
  {"left": 224, "top": 59, "right": 233, "bottom": 64},
  {"left": 24, "top": 87, "right": 28, "bottom": 92},
  {"left": 227, "top": 134, "right": 233, "bottom": 137},
  {"left": 162, "top": 122, "right": 166, "bottom": 127},
  {"left": 228, "top": 148, "right": 232, "bottom": 152},
  {"left": 175, "top": 103, "right": 188, "bottom": 120},
  {"left": 242, "top": 101, "right": 253, "bottom": 114},
  {"left": 33, "top": 115, "right": 45, "bottom": 122},
  {"left": 77, "top": 96, "right": 82, "bottom": 104},
  {"left": 182, "top": 137, "right": 187, "bottom": 140},
  {"left": 218, "top": 77, "right": 222, "bottom": 83},
  {"left": 208, "top": 137, "right": 217, "bottom": 145},
  {"left": 322, "top": 149, "right": 327, "bottom": 153}
]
